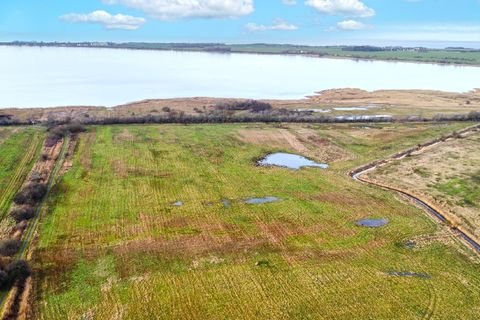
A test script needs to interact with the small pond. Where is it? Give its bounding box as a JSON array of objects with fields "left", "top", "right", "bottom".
[
  {"left": 258, "top": 153, "right": 328, "bottom": 170},
  {"left": 245, "top": 197, "right": 281, "bottom": 204},
  {"left": 356, "top": 218, "right": 389, "bottom": 228},
  {"left": 172, "top": 201, "right": 184, "bottom": 207}
]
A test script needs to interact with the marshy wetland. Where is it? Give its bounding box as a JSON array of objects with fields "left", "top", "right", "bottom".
[{"left": 1, "top": 122, "right": 472, "bottom": 319}]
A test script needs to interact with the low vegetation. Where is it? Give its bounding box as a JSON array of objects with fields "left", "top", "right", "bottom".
[
  {"left": 367, "top": 128, "right": 480, "bottom": 241},
  {"left": 13, "top": 182, "right": 47, "bottom": 206},
  {"left": 214, "top": 100, "right": 272, "bottom": 112},
  {"left": 46, "top": 122, "right": 86, "bottom": 146},
  {"left": 30, "top": 123, "right": 480, "bottom": 319},
  {"left": 0, "top": 128, "right": 44, "bottom": 219}
]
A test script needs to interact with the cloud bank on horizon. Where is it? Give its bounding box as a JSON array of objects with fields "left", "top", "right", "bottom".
[{"left": 1, "top": 0, "right": 480, "bottom": 45}]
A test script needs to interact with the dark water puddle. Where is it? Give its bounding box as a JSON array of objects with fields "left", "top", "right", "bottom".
[
  {"left": 172, "top": 201, "right": 184, "bottom": 207},
  {"left": 258, "top": 153, "right": 328, "bottom": 170},
  {"left": 387, "top": 271, "right": 431, "bottom": 279},
  {"left": 221, "top": 199, "right": 231, "bottom": 208},
  {"left": 245, "top": 197, "right": 281, "bottom": 205},
  {"left": 356, "top": 218, "right": 389, "bottom": 228},
  {"left": 404, "top": 240, "right": 417, "bottom": 249}
]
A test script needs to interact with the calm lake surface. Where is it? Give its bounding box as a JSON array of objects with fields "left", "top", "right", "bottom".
[{"left": 1, "top": 46, "right": 480, "bottom": 108}]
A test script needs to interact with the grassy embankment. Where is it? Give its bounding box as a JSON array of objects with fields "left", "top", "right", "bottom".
[
  {"left": 32, "top": 122, "right": 480, "bottom": 319},
  {"left": 368, "top": 128, "right": 480, "bottom": 241}
]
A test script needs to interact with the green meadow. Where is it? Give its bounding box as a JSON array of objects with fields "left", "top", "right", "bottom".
[{"left": 31, "top": 123, "right": 480, "bottom": 319}]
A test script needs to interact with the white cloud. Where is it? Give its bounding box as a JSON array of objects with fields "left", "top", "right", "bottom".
[
  {"left": 282, "top": 0, "right": 297, "bottom": 5},
  {"left": 337, "top": 19, "right": 368, "bottom": 30},
  {"left": 245, "top": 20, "right": 298, "bottom": 32},
  {"left": 305, "top": 0, "right": 375, "bottom": 18},
  {"left": 103, "top": 0, "right": 254, "bottom": 20},
  {"left": 61, "top": 10, "right": 145, "bottom": 30}
]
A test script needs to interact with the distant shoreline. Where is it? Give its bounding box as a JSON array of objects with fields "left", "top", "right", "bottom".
[{"left": 2, "top": 42, "right": 480, "bottom": 67}]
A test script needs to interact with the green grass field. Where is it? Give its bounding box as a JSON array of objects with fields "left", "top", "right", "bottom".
[
  {"left": 0, "top": 127, "right": 44, "bottom": 221},
  {"left": 32, "top": 123, "right": 480, "bottom": 319},
  {"left": 435, "top": 173, "right": 480, "bottom": 208}
]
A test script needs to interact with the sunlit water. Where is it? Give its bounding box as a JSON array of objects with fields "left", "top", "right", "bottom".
[
  {"left": 356, "top": 218, "right": 389, "bottom": 228},
  {"left": 1, "top": 46, "right": 479, "bottom": 108},
  {"left": 244, "top": 197, "right": 281, "bottom": 204},
  {"left": 258, "top": 153, "right": 328, "bottom": 170}
]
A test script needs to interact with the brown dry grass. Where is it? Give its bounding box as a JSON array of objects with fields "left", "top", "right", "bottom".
[
  {"left": 368, "top": 129, "right": 480, "bottom": 240},
  {"left": 308, "top": 88, "right": 480, "bottom": 110},
  {"left": 4, "top": 88, "right": 480, "bottom": 123},
  {"left": 237, "top": 126, "right": 352, "bottom": 163}
]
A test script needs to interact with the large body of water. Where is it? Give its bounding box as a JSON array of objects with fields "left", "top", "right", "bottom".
[{"left": 1, "top": 46, "right": 479, "bottom": 108}]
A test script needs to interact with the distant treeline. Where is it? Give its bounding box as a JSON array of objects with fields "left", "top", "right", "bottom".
[
  {"left": 1, "top": 102, "right": 479, "bottom": 127},
  {"left": 3, "top": 41, "right": 480, "bottom": 57},
  {"left": 3, "top": 111, "right": 475, "bottom": 128},
  {"left": 3, "top": 41, "right": 480, "bottom": 66},
  {"left": 80, "top": 111, "right": 480, "bottom": 126}
]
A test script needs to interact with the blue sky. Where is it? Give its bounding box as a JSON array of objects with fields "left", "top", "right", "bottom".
[{"left": 1, "top": 0, "right": 480, "bottom": 46}]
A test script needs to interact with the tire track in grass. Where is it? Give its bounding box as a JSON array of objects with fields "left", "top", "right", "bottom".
[
  {"left": 18, "top": 136, "right": 69, "bottom": 258},
  {"left": 348, "top": 128, "right": 480, "bottom": 319},
  {"left": 0, "top": 133, "right": 42, "bottom": 220}
]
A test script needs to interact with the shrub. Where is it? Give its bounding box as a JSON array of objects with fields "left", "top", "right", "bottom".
[
  {"left": 162, "top": 107, "right": 171, "bottom": 112},
  {"left": 9, "top": 206, "right": 35, "bottom": 223},
  {"left": 0, "top": 239, "right": 21, "bottom": 257},
  {"left": 46, "top": 122, "right": 86, "bottom": 146},
  {"left": 5, "top": 260, "right": 31, "bottom": 283},
  {"left": 214, "top": 100, "right": 272, "bottom": 113},
  {"left": 468, "top": 111, "right": 480, "bottom": 121},
  {"left": 15, "top": 221, "right": 28, "bottom": 232},
  {"left": 13, "top": 183, "right": 47, "bottom": 205},
  {"left": 0, "top": 270, "right": 8, "bottom": 288}
]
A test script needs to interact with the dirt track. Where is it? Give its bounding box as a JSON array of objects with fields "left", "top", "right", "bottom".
[{"left": 350, "top": 124, "right": 480, "bottom": 254}]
